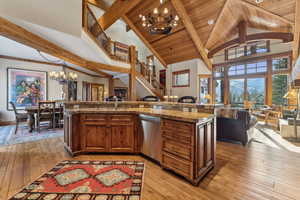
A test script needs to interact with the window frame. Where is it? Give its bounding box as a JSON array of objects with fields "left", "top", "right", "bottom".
[
  {"left": 225, "top": 40, "right": 270, "bottom": 61},
  {"left": 172, "top": 69, "right": 190, "bottom": 88}
]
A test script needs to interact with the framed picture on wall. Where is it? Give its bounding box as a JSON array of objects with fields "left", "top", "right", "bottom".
[
  {"left": 114, "top": 87, "right": 128, "bottom": 100},
  {"left": 7, "top": 68, "right": 48, "bottom": 110}
]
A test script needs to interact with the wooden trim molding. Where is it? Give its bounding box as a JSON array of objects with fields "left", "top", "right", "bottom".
[{"left": 172, "top": 69, "right": 190, "bottom": 88}]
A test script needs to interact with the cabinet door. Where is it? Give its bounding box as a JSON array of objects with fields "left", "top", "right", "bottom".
[
  {"left": 195, "top": 119, "right": 215, "bottom": 178},
  {"left": 110, "top": 124, "right": 134, "bottom": 152},
  {"left": 83, "top": 124, "right": 108, "bottom": 152}
]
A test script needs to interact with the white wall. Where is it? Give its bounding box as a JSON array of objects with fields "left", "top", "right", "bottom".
[
  {"left": 0, "top": 58, "right": 109, "bottom": 122},
  {"left": 166, "top": 59, "right": 211, "bottom": 101},
  {"left": 0, "top": 0, "right": 82, "bottom": 37}
]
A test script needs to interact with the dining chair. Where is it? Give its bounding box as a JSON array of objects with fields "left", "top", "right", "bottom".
[
  {"left": 9, "top": 101, "right": 28, "bottom": 135},
  {"left": 55, "top": 103, "right": 64, "bottom": 128},
  {"left": 37, "top": 101, "right": 56, "bottom": 132}
]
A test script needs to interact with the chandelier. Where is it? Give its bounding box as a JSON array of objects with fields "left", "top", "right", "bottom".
[
  {"left": 49, "top": 69, "right": 78, "bottom": 85},
  {"left": 139, "top": 0, "right": 179, "bottom": 35}
]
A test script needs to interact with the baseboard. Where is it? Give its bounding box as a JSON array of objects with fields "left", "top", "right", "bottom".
[{"left": 0, "top": 121, "right": 16, "bottom": 126}]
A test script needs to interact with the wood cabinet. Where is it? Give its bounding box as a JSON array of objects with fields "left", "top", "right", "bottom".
[
  {"left": 64, "top": 113, "right": 137, "bottom": 155},
  {"left": 161, "top": 118, "right": 216, "bottom": 185},
  {"left": 110, "top": 115, "right": 135, "bottom": 152},
  {"left": 64, "top": 112, "right": 216, "bottom": 185}
]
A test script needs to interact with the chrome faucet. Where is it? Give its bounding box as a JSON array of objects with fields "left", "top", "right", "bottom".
[{"left": 113, "top": 96, "right": 118, "bottom": 110}]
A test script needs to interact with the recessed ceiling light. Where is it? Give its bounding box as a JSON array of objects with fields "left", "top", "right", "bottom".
[
  {"left": 255, "top": 0, "right": 264, "bottom": 3},
  {"left": 208, "top": 19, "right": 214, "bottom": 25}
]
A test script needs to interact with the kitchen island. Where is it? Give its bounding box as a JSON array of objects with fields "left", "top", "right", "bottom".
[{"left": 63, "top": 101, "right": 216, "bottom": 185}]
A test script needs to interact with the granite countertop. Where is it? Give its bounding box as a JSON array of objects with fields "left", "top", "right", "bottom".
[
  {"left": 63, "top": 101, "right": 219, "bottom": 107},
  {"left": 65, "top": 107, "right": 215, "bottom": 123}
]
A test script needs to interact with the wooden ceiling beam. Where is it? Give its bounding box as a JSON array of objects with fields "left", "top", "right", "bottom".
[
  {"left": 98, "top": 0, "right": 142, "bottom": 31},
  {"left": 205, "top": 0, "right": 230, "bottom": 49},
  {"left": 87, "top": 0, "right": 110, "bottom": 11},
  {"left": 293, "top": 0, "right": 300, "bottom": 62},
  {"left": 0, "top": 16, "right": 132, "bottom": 77},
  {"left": 122, "top": 15, "right": 168, "bottom": 68},
  {"left": 208, "top": 32, "right": 294, "bottom": 58},
  {"left": 0, "top": 55, "right": 109, "bottom": 78},
  {"left": 171, "top": 0, "right": 212, "bottom": 70},
  {"left": 238, "top": 21, "right": 247, "bottom": 44}
]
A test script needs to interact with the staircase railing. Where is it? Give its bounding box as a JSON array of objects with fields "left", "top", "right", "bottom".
[
  {"left": 83, "top": 4, "right": 130, "bottom": 63},
  {"left": 136, "top": 59, "right": 166, "bottom": 97}
]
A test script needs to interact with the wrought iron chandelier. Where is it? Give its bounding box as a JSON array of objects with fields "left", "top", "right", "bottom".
[
  {"left": 49, "top": 68, "right": 78, "bottom": 85},
  {"left": 139, "top": 0, "right": 180, "bottom": 35}
]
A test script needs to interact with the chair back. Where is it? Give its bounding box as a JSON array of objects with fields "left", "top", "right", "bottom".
[
  {"left": 142, "top": 96, "right": 159, "bottom": 102},
  {"left": 9, "top": 101, "right": 18, "bottom": 115},
  {"left": 178, "top": 96, "right": 197, "bottom": 104},
  {"left": 38, "top": 101, "right": 56, "bottom": 118},
  {"left": 106, "top": 96, "right": 123, "bottom": 102}
]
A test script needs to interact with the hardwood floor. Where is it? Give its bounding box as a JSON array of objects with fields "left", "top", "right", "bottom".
[{"left": 0, "top": 137, "right": 300, "bottom": 200}]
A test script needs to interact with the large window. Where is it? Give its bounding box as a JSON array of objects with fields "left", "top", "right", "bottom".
[
  {"left": 172, "top": 70, "right": 190, "bottom": 87},
  {"left": 215, "top": 79, "right": 224, "bottom": 104},
  {"left": 213, "top": 52, "right": 291, "bottom": 106},
  {"left": 199, "top": 77, "right": 210, "bottom": 103},
  {"left": 272, "top": 74, "right": 288, "bottom": 105},
  {"left": 247, "top": 78, "right": 265, "bottom": 105},
  {"left": 230, "top": 79, "right": 245, "bottom": 105}
]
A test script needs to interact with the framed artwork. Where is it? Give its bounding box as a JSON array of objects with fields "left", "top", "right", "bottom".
[
  {"left": 7, "top": 68, "right": 48, "bottom": 110},
  {"left": 114, "top": 87, "right": 128, "bottom": 100}
]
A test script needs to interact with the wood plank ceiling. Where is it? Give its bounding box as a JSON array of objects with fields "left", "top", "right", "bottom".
[{"left": 125, "top": 0, "right": 296, "bottom": 65}]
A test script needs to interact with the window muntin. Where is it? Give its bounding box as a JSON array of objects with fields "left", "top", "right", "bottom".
[
  {"left": 246, "top": 61, "right": 267, "bottom": 74},
  {"left": 215, "top": 79, "right": 224, "bottom": 104},
  {"left": 228, "top": 65, "right": 245, "bottom": 76},
  {"left": 247, "top": 78, "right": 265, "bottom": 105},
  {"left": 172, "top": 70, "right": 190, "bottom": 87},
  {"left": 213, "top": 67, "right": 224, "bottom": 78},
  {"left": 230, "top": 79, "right": 245, "bottom": 105},
  {"left": 226, "top": 41, "right": 270, "bottom": 60},
  {"left": 272, "top": 57, "right": 289, "bottom": 71},
  {"left": 272, "top": 74, "right": 288, "bottom": 105},
  {"left": 200, "top": 78, "right": 210, "bottom": 103}
]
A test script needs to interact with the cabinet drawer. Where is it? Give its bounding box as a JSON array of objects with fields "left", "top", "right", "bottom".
[
  {"left": 162, "top": 152, "right": 192, "bottom": 179},
  {"left": 81, "top": 114, "right": 107, "bottom": 122},
  {"left": 161, "top": 119, "right": 193, "bottom": 133},
  {"left": 110, "top": 115, "right": 133, "bottom": 122},
  {"left": 162, "top": 130, "right": 193, "bottom": 145},
  {"left": 162, "top": 139, "right": 192, "bottom": 161}
]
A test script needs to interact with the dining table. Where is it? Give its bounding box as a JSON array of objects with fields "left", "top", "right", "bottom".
[{"left": 25, "top": 106, "right": 63, "bottom": 132}]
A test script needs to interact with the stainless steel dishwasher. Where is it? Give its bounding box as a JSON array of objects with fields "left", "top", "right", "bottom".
[{"left": 139, "top": 114, "right": 162, "bottom": 163}]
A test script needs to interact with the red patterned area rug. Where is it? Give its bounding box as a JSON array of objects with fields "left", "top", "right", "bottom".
[{"left": 9, "top": 160, "right": 145, "bottom": 200}]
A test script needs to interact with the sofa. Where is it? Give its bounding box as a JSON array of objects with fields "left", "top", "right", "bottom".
[{"left": 216, "top": 108, "right": 257, "bottom": 146}]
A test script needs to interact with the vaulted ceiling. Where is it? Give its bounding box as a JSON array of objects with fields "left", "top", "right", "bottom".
[{"left": 94, "top": 0, "right": 296, "bottom": 65}]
